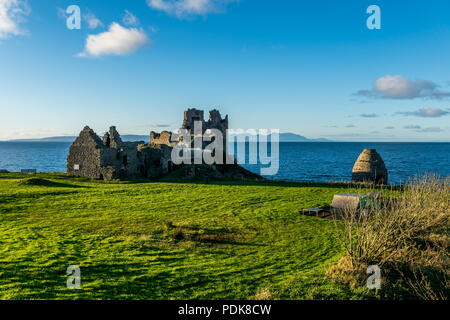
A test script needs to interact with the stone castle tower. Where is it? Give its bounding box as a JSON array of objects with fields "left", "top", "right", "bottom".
[{"left": 181, "top": 108, "right": 228, "bottom": 136}]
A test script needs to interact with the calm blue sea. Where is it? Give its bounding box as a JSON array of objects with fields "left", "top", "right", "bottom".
[{"left": 0, "top": 142, "right": 448, "bottom": 184}]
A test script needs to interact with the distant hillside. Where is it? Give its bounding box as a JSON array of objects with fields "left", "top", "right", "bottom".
[
  {"left": 7, "top": 133, "right": 329, "bottom": 143},
  {"left": 275, "top": 133, "right": 331, "bottom": 142},
  {"left": 232, "top": 132, "right": 331, "bottom": 142},
  {"left": 8, "top": 135, "right": 151, "bottom": 143},
  {"left": 7, "top": 136, "right": 77, "bottom": 143}
]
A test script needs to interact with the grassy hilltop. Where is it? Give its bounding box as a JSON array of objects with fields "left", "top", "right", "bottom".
[
  {"left": 2, "top": 173, "right": 447, "bottom": 300},
  {"left": 0, "top": 173, "right": 365, "bottom": 300}
]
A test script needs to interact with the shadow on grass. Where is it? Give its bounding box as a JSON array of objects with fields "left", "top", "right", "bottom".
[
  {"left": 163, "top": 223, "right": 264, "bottom": 247},
  {"left": 19, "top": 178, "right": 87, "bottom": 188},
  {"left": 3, "top": 172, "right": 405, "bottom": 191},
  {"left": 157, "top": 178, "right": 404, "bottom": 191}
]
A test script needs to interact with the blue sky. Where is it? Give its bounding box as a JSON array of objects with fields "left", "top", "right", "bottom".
[{"left": 0, "top": 0, "right": 449, "bottom": 141}]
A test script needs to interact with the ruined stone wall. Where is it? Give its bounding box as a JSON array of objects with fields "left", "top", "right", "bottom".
[
  {"left": 119, "top": 142, "right": 145, "bottom": 179},
  {"left": 150, "top": 131, "right": 174, "bottom": 147},
  {"left": 138, "top": 144, "right": 173, "bottom": 178},
  {"left": 103, "top": 126, "right": 123, "bottom": 148},
  {"left": 67, "top": 126, "right": 104, "bottom": 178},
  {"left": 205, "top": 109, "right": 228, "bottom": 140},
  {"left": 181, "top": 108, "right": 228, "bottom": 136},
  {"left": 67, "top": 126, "right": 150, "bottom": 180},
  {"left": 182, "top": 108, "right": 205, "bottom": 133},
  {"left": 67, "top": 145, "right": 102, "bottom": 178},
  {"left": 99, "top": 141, "right": 147, "bottom": 179}
]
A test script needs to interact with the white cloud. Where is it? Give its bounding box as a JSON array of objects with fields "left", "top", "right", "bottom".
[
  {"left": 395, "top": 106, "right": 449, "bottom": 118},
  {"left": 0, "top": 0, "right": 30, "bottom": 39},
  {"left": 375, "top": 75, "right": 434, "bottom": 99},
  {"left": 84, "top": 11, "right": 103, "bottom": 29},
  {"left": 147, "top": 0, "right": 236, "bottom": 17},
  {"left": 78, "top": 22, "right": 149, "bottom": 57},
  {"left": 123, "top": 10, "right": 138, "bottom": 26},
  {"left": 355, "top": 75, "right": 450, "bottom": 100}
]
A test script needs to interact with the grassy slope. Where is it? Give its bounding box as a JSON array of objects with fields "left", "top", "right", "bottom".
[{"left": 0, "top": 173, "right": 366, "bottom": 300}]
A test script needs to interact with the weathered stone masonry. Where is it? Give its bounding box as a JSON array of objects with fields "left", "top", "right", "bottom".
[
  {"left": 352, "top": 148, "right": 388, "bottom": 184},
  {"left": 67, "top": 126, "right": 173, "bottom": 180},
  {"left": 67, "top": 108, "right": 229, "bottom": 180}
]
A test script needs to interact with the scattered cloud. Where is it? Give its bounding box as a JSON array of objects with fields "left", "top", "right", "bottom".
[
  {"left": 385, "top": 126, "right": 395, "bottom": 129},
  {"left": 345, "top": 124, "right": 356, "bottom": 128},
  {"left": 147, "top": 0, "right": 237, "bottom": 18},
  {"left": 403, "top": 125, "right": 444, "bottom": 133},
  {"left": 0, "top": 0, "right": 30, "bottom": 39},
  {"left": 395, "top": 106, "right": 449, "bottom": 118},
  {"left": 404, "top": 125, "right": 421, "bottom": 130},
  {"left": 354, "top": 75, "right": 450, "bottom": 100},
  {"left": 354, "top": 90, "right": 374, "bottom": 98},
  {"left": 370, "top": 131, "right": 380, "bottom": 134},
  {"left": 417, "top": 127, "right": 444, "bottom": 133},
  {"left": 123, "top": 10, "right": 138, "bottom": 26},
  {"left": 360, "top": 113, "right": 379, "bottom": 118},
  {"left": 78, "top": 22, "right": 149, "bottom": 57},
  {"left": 83, "top": 11, "right": 103, "bottom": 29}
]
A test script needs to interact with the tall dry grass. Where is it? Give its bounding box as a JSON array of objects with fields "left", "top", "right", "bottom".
[{"left": 328, "top": 174, "right": 449, "bottom": 299}]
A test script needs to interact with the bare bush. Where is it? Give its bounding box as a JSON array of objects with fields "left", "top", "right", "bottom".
[{"left": 331, "top": 174, "right": 449, "bottom": 299}]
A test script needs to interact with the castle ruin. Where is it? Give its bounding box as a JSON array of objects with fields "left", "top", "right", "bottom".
[{"left": 67, "top": 108, "right": 231, "bottom": 180}]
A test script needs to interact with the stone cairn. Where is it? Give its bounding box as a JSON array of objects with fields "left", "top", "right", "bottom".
[{"left": 352, "top": 149, "right": 388, "bottom": 184}]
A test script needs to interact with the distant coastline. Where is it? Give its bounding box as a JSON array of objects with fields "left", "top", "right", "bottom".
[{"left": 3, "top": 133, "right": 332, "bottom": 143}]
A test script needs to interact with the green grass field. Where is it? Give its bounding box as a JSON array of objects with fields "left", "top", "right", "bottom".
[{"left": 0, "top": 173, "right": 370, "bottom": 300}]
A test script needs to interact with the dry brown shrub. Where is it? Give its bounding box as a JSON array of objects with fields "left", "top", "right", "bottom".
[{"left": 330, "top": 174, "right": 449, "bottom": 299}]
